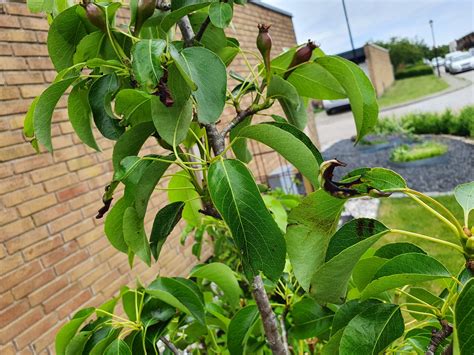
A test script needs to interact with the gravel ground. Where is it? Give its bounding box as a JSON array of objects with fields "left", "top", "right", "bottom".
[{"left": 322, "top": 135, "right": 474, "bottom": 193}]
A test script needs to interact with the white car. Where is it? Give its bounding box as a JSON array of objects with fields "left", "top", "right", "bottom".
[
  {"left": 431, "top": 57, "right": 445, "bottom": 67},
  {"left": 444, "top": 51, "right": 464, "bottom": 73},
  {"left": 322, "top": 98, "right": 350, "bottom": 114},
  {"left": 450, "top": 53, "right": 474, "bottom": 73}
]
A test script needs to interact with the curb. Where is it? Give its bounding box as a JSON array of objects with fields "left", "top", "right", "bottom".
[{"left": 379, "top": 75, "right": 471, "bottom": 113}]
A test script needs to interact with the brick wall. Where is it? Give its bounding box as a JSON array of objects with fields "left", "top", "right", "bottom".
[
  {"left": 0, "top": 1, "right": 297, "bottom": 353},
  {"left": 364, "top": 43, "right": 395, "bottom": 97}
]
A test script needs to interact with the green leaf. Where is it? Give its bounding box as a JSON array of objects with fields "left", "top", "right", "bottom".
[
  {"left": 56, "top": 307, "right": 95, "bottom": 355},
  {"left": 209, "top": 2, "right": 233, "bottom": 28},
  {"left": 331, "top": 299, "right": 381, "bottom": 335},
  {"left": 455, "top": 278, "right": 474, "bottom": 354},
  {"left": 134, "top": 156, "right": 175, "bottom": 219},
  {"left": 151, "top": 96, "right": 193, "bottom": 146},
  {"left": 340, "top": 303, "right": 404, "bottom": 355},
  {"left": 65, "top": 332, "right": 92, "bottom": 355},
  {"left": 322, "top": 328, "right": 344, "bottom": 355},
  {"left": 146, "top": 277, "right": 206, "bottom": 325},
  {"left": 73, "top": 31, "right": 105, "bottom": 64},
  {"left": 267, "top": 75, "right": 299, "bottom": 107},
  {"left": 168, "top": 170, "right": 202, "bottom": 227},
  {"left": 287, "top": 62, "right": 347, "bottom": 100},
  {"left": 89, "top": 74, "right": 125, "bottom": 140},
  {"left": 161, "top": 2, "right": 211, "bottom": 32},
  {"left": 279, "top": 96, "right": 307, "bottom": 130},
  {"left": 263, "top": 194, "right": 287, "bottom": 232},
  {"left": 47, "top": 5, "right": 90, "bottom": 71},
  {"left": 88, "top": 328, "right": 121, "bottom": 355},
  {"left": 236, "top": 122, "right": 322, "bottom": 188},
  {"left": 286, "top": 189, "right": 346, "bottom": 290},
  {"left": 112, "top": 121, "right": 156, "bottom": 171},
  {"left": 361, "top": 253, "right": 451, "bottom": 300},
  {"left": 230, "top": 116, "right": 252, "bottom": 163},
  {"left": 180, "top": 47, "right": 227, "bottom": 124},
  {"left": 105, "top": 196, "right": 132, "bottom": 254},
  {"left": 189, "top": 263, "right": 242, "bottom": 308},
  {"left": 150, "top": 201, "right": 184, "bottom": 260},
  {"left": 27, "top": 0, "right": 54, "bottom": 13},
  {"left": 131, "top": 39, "right": 166, "bottom": 92},
  {"left": 104, "top": 339, "right": 132, "bottom": 355},
  {"left": 123, "top": 206, "right": 151, "bottom": 266},
  {"left": 68, "top": 81, "right": 100, "bottom": 151},
  {"left": 208, "top": 159, "right": 286, "bottom": 280},
  {"left": 189, "top": 12, "right": 227, "bottom": 53},
  {"left": 359, "top": 167, "right": 407, "bottom": 191},
  {"left": 227, "top": 305, "right": 259, "bottom": 355},
  {"left": 374, "top": 242, "right": 426, "bottom": 259},
  {"left": 352, "top": 256, "right": 387, "bottom": 291},
  {"left": 405, "top": 287, "right": 443, "bottom": 320},
  {"left": 24, "top": 96, "right": 39, "bottom": 138},
  {"left": 309, "top": 218, "right": 390, "bottom": 303},
  {"left": 315, "top": 56, "right": 378, "bottom": 142},
  {"left": 454, "top": 181, "right": 474, "bottom": 226},
  {"left": 34, "top": 76, "right": 77, "bottom": 151},
  {"left": 115, "top": 89, "right": 152, "bottom": 126},
  {"left": 169, "top": 44, "right": 197, "bottom": 91},
  {"left": 217, "top": 46, "right": 240, "bottom": 66},
  {"left": 290, "top": 297, "right": 333, "bottom": 340}
]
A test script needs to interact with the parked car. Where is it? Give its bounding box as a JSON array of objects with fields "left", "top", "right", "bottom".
[
  {"left": 322, "top": 98, "right": 350, "bottom": 114},
  {"left": 444, "top": 51, "right": 464, "bottom": 73},
  {"left": 431, "top": 57, "right": 445, "bottom": 67},
  {"left": 450, "top": 52, "right": 474, "bottom": 73}
]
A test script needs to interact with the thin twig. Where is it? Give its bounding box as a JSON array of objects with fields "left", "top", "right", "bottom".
[
  {"left": 159, "top": 336, "right": 179, "bottom": 355},
  {"left": 205, "top": 124, "right": 225, "bottom": 155},
  {"left": 425, "top": 319, "right": 453, "bottom": 355},
  {"left": 221, "top": 107, "right": 254, "bottom": 137},
  {"left": 195, "top": 16, "right": 211, "bottom": 42},
  {"left": 178, "top": 16, "right": 195, "bottom": 47},
  {"left": 252, "top": 275, "right": 288, "bottom": 355}
]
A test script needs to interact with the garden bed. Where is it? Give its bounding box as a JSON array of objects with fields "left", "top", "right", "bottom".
[{"left": 323, "top": 135, "right": 474, "bottom": 192}]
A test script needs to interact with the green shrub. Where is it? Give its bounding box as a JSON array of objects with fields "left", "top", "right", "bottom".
[
  {"left": 456, "top": 105, "right": 474, "bottom": 137},
  {"left": 395, "top": 64, "right": 434, "bottom": 79},
  {"left": 390, "top": 141, "right": 448, "bottom": 162}
]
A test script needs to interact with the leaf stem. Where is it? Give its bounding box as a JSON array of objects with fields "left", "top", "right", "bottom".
[{"left": 389, "top": 229, "right": 465, "bottom": 254}]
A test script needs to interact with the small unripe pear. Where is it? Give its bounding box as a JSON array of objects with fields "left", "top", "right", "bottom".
[
  {"left": 134, "top": 0, "right": 156, "bottom": 35},
  {"left": 82, "top": 3, "right": 107, "bottom": 32},
  {"left": 284, "top": 40, "right": 318, "bottom": 79},
  {"left": 257, "top": 24, "right": 272, "bottom": 76}
]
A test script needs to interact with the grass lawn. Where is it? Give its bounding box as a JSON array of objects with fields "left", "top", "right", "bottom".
[
  {"left": 378, "top": 75, "right": 449, "bottom": 108},
  {"left": 376, "top": 195, "right": 471, "bottom": 274}
]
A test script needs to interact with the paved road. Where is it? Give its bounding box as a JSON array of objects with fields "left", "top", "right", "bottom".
[{"left": 316, "top": 71, "right": 474, "bottom": 149}]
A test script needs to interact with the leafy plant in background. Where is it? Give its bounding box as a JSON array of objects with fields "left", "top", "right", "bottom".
[
  {"left": 24, "top": 0, "right": 474, "bottom": 354},
  {"left": 390, "top": 141, "right": 448, "bottom": 163}
]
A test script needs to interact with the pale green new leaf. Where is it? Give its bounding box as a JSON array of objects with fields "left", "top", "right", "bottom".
[
  {"left": 123, "top": 206, "right": 151, "bottom": 266},
  {"left": 208, "top": 159, "right": 286, "bottom": 280},
  {"left": 104, "top": 339, "right": 132, "bottom": 355},
  {"left": 209, "top": 2, "right": 233, "bottom": 28},
  {"left": 190, "top": 263, "right": 242, "bottom": 308},
  {"left": 286, "top": 189, "right": 346, "bottom": 290},
  {"left": 454, "top": 181, "right": 474, "bottom": 227},
  {"left": 309, "top": 218, "right": 389, "bottom": 304},
  {"left": 56, "top": 307, "right": 95, "bottom": 355},
  {"left": 361, "top": 253, "right": 451, "bottom": 300},
  {"left": 340, "top": 303, "right": 404, "bottom": 355},
  {"left": 267, "top": 75, "right": 300, "bottom": 107},
  {"left": 279, "top": 96, "right": 307, "bottom": 129},
  {"left": 168, "top": 170, "right": 202, "bottom": 227}
]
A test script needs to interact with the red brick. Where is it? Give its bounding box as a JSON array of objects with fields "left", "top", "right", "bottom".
[
  {"left": 3, "top": 71, "right": 44, "bottom": 85},
  {"left": 15, "top": 312, "right": 58, "bottom": 350},
  {"left": 4, "top": 3, "right": 44, "bottom": 17},
  {"left": 40, "top": 241, "right": 78, "bottom": 267},
  {"left": 55, "top": 250, "right": 89, "bottom": 275},
  {"left": 69, "top": 190, "right": 101, "bottom": 210},
  {"left": 0, "top": 343, "right": 16, "bottom": 355},
  {"left": 0, "top": 253, "right": 24, "bottom": 276},
  {"left": 48, "top": 210, "right": 83, "bottom": 234},
  {"left": 12, "top": 43, "right": 48, "bottom": 56},
  {"left": 0, "top": 174, "right": 29, "bottom": 194},
  {"left": 0, "top": 15, "right": 20, "bottom": 28},
  {"left": 0, "top": 300, "right": 29, "bottom": 328},
  {"left": 62, "top": 219, "right": 94, "bottom": 242},
  {"left": 57, "top": 182, "right": 89, "bottom": 202},
  {"left": 26, "top": 57, "right": 53, "bottom": 70},
  {"left": 0, "top": 130, "right": 25, "bottom": 147},
  {"left": 0, "top": 87, "right": 19, "bottom": 100},
  {"left": 0, "top": 308, "right": 43, "bottom": 344},
  {"left": 0, "top": 142, "right": 34, "bottom": 161},
  {"left": 43, "top": 173, "right": 79, "bottom": 193},
  {"left": 0, "top": 44, "right": 12, "bottom": 55},
  {"left": 0, "top": 57, "right": 28, "bottom": 70},
  {"left": 32, "top": 203, "right": 69, "bottom": 226},
  {"left": 22, "top": 235, "right": 63, "bottom": 261},
  {"left": 2, "top": 185, "right": 45, "bottom": 207},
  {"left": 11, "top": 269, "right": 55, "bottom": 300},
  {"left": 43, "top": 283, "right": 81, "bottom": 313},
  {"left": 69, "top": 257, "right": 98, "bottom": 282},
  {"left": 57, "top": 289, "right": 93, "bottom": 320},
  {"left": 17, "top": 194, "right": 57, "bottom": 217},
  {"left": 30, "top": 162, "right": 67, "bottom": 183},
  {"left": 0, "top": 261, "right": 41, "bottom": 293},
  {"left": 0, "top": 292, "right": 14, "bottom": 311},
  {"left": 0, "top": 218, "right": 34, "bottom": 242},
  {"left": 20, "top": 84, "right": 46, "bottom": 98},
  {"left": 14, "top": 154, "right": 52, "bottom": 173},
  {"left": 19, "top": 17, "right": 48, "bottom": 31},
  {"left": 66, "top": 156, "right": 96, "bottom": 171},
  {"left": 28, "top": 276, "right": 68, "bottom": 306},
  {"left": 0, "top": 30, "right": 37, "bottom": 42},
  {"left": 5, "top": 226, "right": 49, "bottom": 254}
]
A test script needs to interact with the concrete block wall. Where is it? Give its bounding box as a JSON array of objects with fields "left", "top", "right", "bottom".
[
  {"left": 0, "top": 1, "right": 298, "bottom": 353},
  {"left": 364, "top": 43, "right": 395, "bottom": 97}
]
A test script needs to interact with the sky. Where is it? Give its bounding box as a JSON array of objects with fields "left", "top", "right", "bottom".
[{"left": 263, "top": 0, "right": 474, "bottom": 54}]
